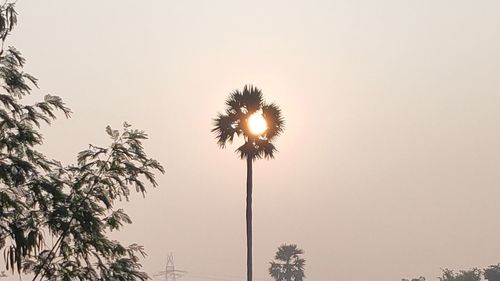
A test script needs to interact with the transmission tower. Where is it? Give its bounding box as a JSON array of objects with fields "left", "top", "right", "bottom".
[{"left": 154, "top": 253, "right": 186, "bottom": 281}]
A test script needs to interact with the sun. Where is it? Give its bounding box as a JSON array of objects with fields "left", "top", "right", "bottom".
[{"left": 248, "top": 112, "right": 268, "bottom": 135}]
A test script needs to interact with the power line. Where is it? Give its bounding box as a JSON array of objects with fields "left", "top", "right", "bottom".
[
  {"left": 186, "top": 275, "right": 240, "bottom": 281},
  {"left": 186, "top": 271, "right": 268, "bottom": 281}
]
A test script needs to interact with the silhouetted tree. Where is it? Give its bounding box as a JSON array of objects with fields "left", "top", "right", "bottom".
[
  {"left": 439, "top": 268, "right": 482, "bottom": 281},
  {"left": 212, "top": 85, "right": 284, "bottom": 281},
  {"left": 485, "top": 264, "right": 500, "bottom": 281},
  {"left": 0, "top": 2, "right": 164, "bottom": 280},
  {"left": 269, "top": 244, "right": 305, "bottom": 281}
]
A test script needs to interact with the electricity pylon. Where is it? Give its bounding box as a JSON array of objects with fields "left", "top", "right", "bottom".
[{"left": 154, "top": 253, "right": 186, "bottom": 281}]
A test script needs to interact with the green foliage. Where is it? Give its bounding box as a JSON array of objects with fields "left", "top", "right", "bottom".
[
  {"left": 485, "top": 264, "right": 500, "bottom": 281},
  {"left": 212, "top": 85, "right": 284, "bottom": 160},
  {"left": 439, "top": 268, "right": 482, "bottom": 281},
  {"left": 269, "top": 244, "right": 305, "bottom": 281},
  {"left": 0, "top": 2, "right": 164, "bottom": 280},
  {"left": 402, "top": 264, "right": 500, "bottom": 281}
]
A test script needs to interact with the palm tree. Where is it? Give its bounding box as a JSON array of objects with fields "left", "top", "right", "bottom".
[
  {"left": 269, "top": 244, "right": 306, "bottom": 281},
  {"left": 212, "top": 85, "right": 285, "bottom": 281}
]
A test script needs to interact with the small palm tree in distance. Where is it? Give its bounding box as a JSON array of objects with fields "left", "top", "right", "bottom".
[
  {"left": 212, "top": 85, "right": 285, "bottom": 281},
  {"left": 269, "top": 244, "right": 306, "bottom": 281}
]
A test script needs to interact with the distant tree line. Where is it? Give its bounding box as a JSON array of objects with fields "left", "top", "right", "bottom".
[
  {"left": 403, "top": 264, "right": 500, "bottom": 281},
  {"left": 268, "top": 246, "right": 500, "bottom": 281}
]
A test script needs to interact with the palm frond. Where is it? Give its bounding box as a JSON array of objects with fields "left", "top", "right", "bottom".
[
  {"left": 225, "top": 90, "right": 243, "bottom": 113},
  {"left": 255, "top": 139, "right": 277, "bottom": 159},
  {"left": 262, "top": 103, "right": 285, "bottom": 141},
  {"left": 211, "top": 112, "right": 239, "bottom": 148},
  {"left": 236, "top": 141, "right": 256, "bottom": 159},
  {"left": 241, "top": 84, "right": 264, "bottom": 114}
]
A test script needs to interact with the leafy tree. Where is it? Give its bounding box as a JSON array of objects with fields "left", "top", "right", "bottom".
[
  {"left": 439, "top": 268, "right": 482, "bottom": 281},
  {"left": 212, "top": 85, "right": 284, "bottom": 281},
  {"left": 484, "top": 264, "right": 500, "bottom": 281},
  {"left": 269, "top": 244, "right": 305, "bottom": 281},
  {"left": 0, "top": 2, "right": 164, "bottom": 280}
]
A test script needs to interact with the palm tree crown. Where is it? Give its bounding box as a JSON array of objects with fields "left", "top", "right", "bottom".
[
  {"left": 212, "top": 85, "right": 284, "bottom": 159},
  {"left": 269, "top": 244, "right": 306, "bottom": 281}
]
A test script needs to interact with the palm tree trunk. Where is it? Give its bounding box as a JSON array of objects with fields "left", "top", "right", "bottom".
[{"left": 246, "top": 156, "right": 253, "bottom": 281}]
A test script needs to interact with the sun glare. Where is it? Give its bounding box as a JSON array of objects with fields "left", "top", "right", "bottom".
[{"left": 248, "top": 112, "right": 267, "bottom": 135}]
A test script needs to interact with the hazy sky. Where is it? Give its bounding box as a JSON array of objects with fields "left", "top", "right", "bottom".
[{"left": 5, "top": 1, "right": 500, "bottom": 280}]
